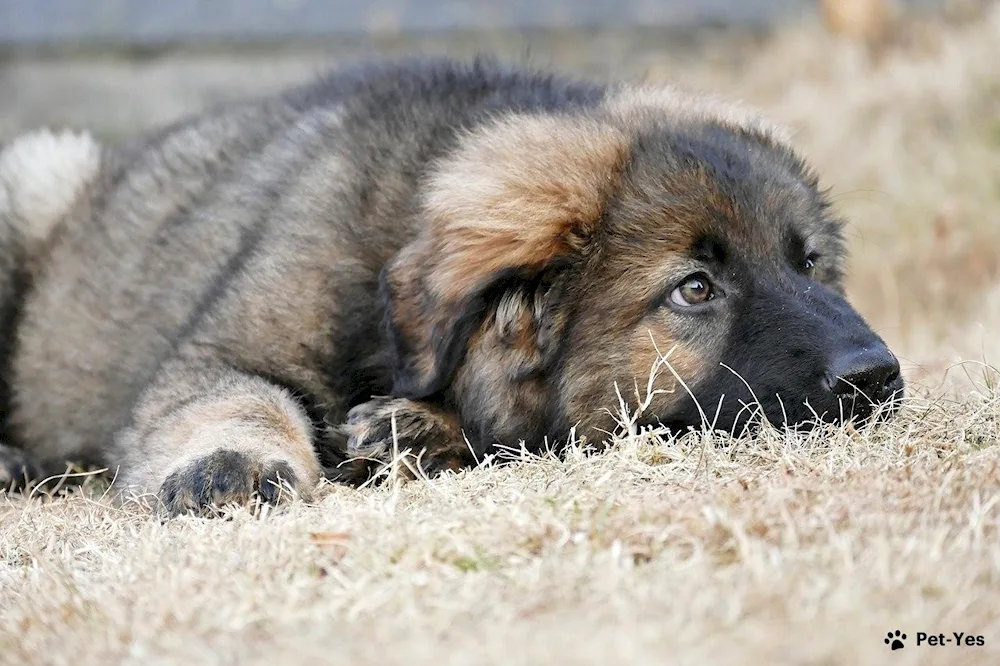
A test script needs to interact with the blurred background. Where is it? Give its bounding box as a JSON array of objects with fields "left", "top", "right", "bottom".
[{"left": 1, "top": 0, "right": 998, "bottom": 390}]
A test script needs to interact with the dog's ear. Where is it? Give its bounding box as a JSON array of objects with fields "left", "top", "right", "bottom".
[{"left": 381, "top": 115, "right": 628, "bottom": 399}]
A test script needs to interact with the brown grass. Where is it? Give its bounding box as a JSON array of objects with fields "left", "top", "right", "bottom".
[{"left": 3, "top": 8, "right": 1000, "bottom": 665}]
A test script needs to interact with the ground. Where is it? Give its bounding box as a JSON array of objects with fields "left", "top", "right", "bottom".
[{"left": 2, "top": 8, "right": 1000, "bottom": 665}]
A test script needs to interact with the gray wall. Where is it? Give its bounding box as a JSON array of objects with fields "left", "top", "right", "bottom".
[
  {"left": 0, "top": 0, "right": 955, "bottom": 142},
  {"left": 0, "top": 0, "right": 913, "bottom": 46}
]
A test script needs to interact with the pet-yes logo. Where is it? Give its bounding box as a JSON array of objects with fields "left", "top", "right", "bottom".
[{"left": 883, "top": 629, "right": 986, "bottom": 651}]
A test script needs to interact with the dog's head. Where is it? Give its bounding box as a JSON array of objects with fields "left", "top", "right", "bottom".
[{"left": 380, "top": 86, "right": 904, "bottom": 452}]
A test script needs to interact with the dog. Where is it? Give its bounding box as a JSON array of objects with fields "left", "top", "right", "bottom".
[{"left": 0, "top": 58, "right": 904, "bottom": 515}]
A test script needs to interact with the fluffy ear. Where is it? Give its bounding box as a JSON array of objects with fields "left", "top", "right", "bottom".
[{"left": 381, "top": 114, "right": 629, "bottom": 399}]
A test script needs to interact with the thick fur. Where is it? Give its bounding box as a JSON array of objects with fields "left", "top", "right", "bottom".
[
  {"left": 1, "top": 130, "right": 104, "bottom": 488},
  {"left": 0, "top": 58, "right": 902, "bottom": 514}
]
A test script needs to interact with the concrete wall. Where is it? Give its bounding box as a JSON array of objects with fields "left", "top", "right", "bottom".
[
  {"left": 0, "top": 0, "right": 944, "bottom": 46},
  {"left": 0, "top": 0, "right": 956, "bottom": 142},
  {"left": 0, "top": 1, "right": 813, "bottom": 45}
]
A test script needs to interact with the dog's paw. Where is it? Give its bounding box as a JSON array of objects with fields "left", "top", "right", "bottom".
[
  {"left": 345, "top": 398, "right": 430, "bottom": 455},
  {"left": 340, "top": 397, "right": 473, "bottom": 477},
  {"left": 0, "top": 443, "right": 42, "bottom": 492},
  {"left": 159, "top": 449, "right": 298, "bottom": 516}
]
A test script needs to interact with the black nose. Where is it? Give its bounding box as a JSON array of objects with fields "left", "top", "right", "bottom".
[{"left": 825, "top": 346, "right": 901, "bottom": 401}]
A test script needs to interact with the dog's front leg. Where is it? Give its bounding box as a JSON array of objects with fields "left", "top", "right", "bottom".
[{"left": 115, "top": 354, "right": 322, "bottom": 516}]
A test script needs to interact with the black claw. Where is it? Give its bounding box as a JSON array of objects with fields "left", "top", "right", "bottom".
[
  {"left": 259, "top": 460, "right": 297, "bottom": 504},
  {"left": 0, "top": 444, "right": 43, "bottom": 492},
  {"left": 191, "top": 466, "right": 213, "bottom": 509},
  {"left": 207, "top": 450, "right": 253, "bottom": 505}
]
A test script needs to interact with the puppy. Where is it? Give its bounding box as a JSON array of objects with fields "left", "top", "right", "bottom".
[{"left": 0, "top": 58, "right": 903, "bottom": 514}]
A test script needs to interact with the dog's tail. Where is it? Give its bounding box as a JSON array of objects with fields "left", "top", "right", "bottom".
[
  {"left": 0, "top": 129, "right": 104, "bottom": 448},
  {"left": 0, "top": 129, "right": 104, "bottom": 267}
]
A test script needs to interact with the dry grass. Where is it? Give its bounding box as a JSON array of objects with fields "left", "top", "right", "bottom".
[{"left": 4, "top": 8, "right": 1000, "bottom": 665}]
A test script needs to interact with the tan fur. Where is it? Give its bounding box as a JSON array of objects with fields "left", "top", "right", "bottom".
[
  {"left": 382, "top": 114, "right": 631, "bottom": 396},
  {"left": 558, "top": 318, "right": 714, "bottom": 440},
  {"left": 604, "top": 85, "right": 792, "bottom": 144},
  {"left": 449, "top": 308, "right": 554, "bottom": 449},
  {"left": 423, "top": 115, "right": 630, "bottom": 300},
  {"left": 629, "top": 328, "right": 705, "bottom": 410}
]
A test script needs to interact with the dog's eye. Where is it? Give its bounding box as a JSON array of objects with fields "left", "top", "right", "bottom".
[{"left": 670, "top": 274, "right": 715, "bottom": 307}]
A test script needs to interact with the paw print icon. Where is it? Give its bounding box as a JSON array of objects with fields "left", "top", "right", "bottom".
[{"left": 885, "top": 630, "right": 906, "bottom": 650}]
